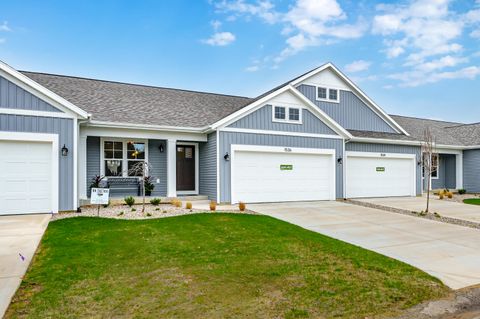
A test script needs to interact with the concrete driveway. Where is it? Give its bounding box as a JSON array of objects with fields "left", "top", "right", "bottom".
[
  {"left": 356, "top": 196, "right": 480, "bottom": 224},
  {"left": 249, "top": 201, "right": 480, "bottom": 290},
  {"left": 0, "top": 214, "right": 50, "bottom": 317}
]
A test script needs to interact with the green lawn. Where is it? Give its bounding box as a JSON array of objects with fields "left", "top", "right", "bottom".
[
  {"left": 463, "top": 198, "right": 480, "bottom": 205},
  {"left": 6, "top": 214, "right": 448, "bottom": 319}
]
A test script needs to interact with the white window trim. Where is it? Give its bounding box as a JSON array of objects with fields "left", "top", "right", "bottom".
[
  {"left": 0, "top": 131, "right": 59, "bottom": 214},
  {"left": 315, "top": 86, "right": 340, "bottom": 103},
  {"left": 176, "top": 142, "right": 199, "bottom": 195},
  {"left": 431, "top": 153, "right": 439, "bottom": 180},
  {"left": 272, "top": 105, "right": 303, "bottom": 124},
  {"left": 100, "top": 137, "right": 149, "bottom": 178}
]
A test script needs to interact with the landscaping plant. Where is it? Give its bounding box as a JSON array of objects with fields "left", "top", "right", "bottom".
[
  {"left": 127, "top": 161, "right": 153, "bottom": 212},
  {"left": 447, "top": 192, "right": 453, "bottom": 199},
  {"left": 124, "top": 196, "right": 135, "bottom": 207},
  {"left": 239, "top": 202, "right": 246, "bottom": 212},
  {"left": 209, "top": 201, "right": 217, "bottom": 211},
  {"left": 186, "top": 202, "right": 192, "bottom": 210},
  {"left": 144, "top": 176, "right": 155, "bottom": 196},
  {"left": 150, "top": 198, "right": 161, "bottom": 206},
  {"left": 90, "top": 175, "right": 106, "bottom": 189},
  {"left": 171, "top": 199, "right": 182, "bottom": 208},
  {"left": 458, "top": 189, "right": 467, "bottom": 195}
]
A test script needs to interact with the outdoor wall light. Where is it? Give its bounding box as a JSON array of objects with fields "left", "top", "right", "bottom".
[
  {"left": 337, "top": 157, "right": 343, "bottom": 164},
  {"left": 224, "top": 152, "right": 230, "bottom": 161},
  {"left": 159, "top": 143, "right": 164, "bottom": 153},
  {"left": 61, "top": 144, "right": 69, "bottom": 156}
]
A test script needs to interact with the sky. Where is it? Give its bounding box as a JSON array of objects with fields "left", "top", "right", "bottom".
[{"left": 1, "top": 0, "right": 480, "bottom": 123}]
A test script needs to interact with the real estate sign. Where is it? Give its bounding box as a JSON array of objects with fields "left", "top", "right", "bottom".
[{"left": 90, "top": 188, "right": 110, "bottom": 205}]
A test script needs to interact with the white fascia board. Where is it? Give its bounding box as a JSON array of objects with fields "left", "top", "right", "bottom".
[
  {"left": 220, "top": 127, "right": 344, "bottom": 139},
  {"left": 0, "top": 107, "right": 75, "bottom": 119},
  {"left": 0, "top": 60, "right": 89, "bottom": 119},
  {"left": 288, "top": 85, "right": 352, "bottom": 139},
  {"left": 209, "top": 85, "right": 292, "bottom": 130},
  {"left": 349, "top": 136, "right": 473, "bottom": 150},
  {"left": 86, "top": 120, "right": 207, "bottom": 133},
  {"left": 291, "top": 62, "right": 410, "bottom": 136}
]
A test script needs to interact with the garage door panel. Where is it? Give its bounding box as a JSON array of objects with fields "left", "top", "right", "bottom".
[
  {"left": 0, "top": 140, "right": 53, "bottom": 215},
  {"left": 346, "top": 154, "right": 415, "bottom": 198},
  {"left": 232, "top": 148, "right": 335, "bottom": 203}
]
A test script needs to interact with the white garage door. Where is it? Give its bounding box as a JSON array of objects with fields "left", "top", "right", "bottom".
[
  {"left": 231, "top": 145, "right": 335, "bottom": 203},
  {"left": 0, "top": 141, "right": 53, "bottom": 215},
  {"left": 346, "top": 151, "right": 416, "bottom": 198}
]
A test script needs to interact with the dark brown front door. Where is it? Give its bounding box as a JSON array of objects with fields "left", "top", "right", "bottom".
[{"left": 176, "top": 145, "right": 195, "bottom": 191}]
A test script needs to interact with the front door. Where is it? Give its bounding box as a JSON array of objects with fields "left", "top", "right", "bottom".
[{"left": 176, "top": 145, "right": 195, "bottom": 191}]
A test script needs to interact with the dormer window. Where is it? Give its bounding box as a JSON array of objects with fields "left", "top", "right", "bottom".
[
  {"left": 316, "top": 86, "right": 340, "bottom": 103},
  {"left": 272, "top": 105, "right": 302, "bottom": 124}
]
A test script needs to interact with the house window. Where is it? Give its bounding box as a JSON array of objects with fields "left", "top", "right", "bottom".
[
  {"left": 127, "top": 141, "right": 146, "bottom": 176},
  {"left": 317, "top": 87, "right": 327, "bottom": 99},
  {"left": 104, "top": 141, "right": 123, "bottom": 176},
  {"left": 431, "top": 153, "right": 439, "bottom": 179},
  {"left": 274, "top": 106, "right": 286, "bottom": 120},
  {"left": 316, "top": 86, "right": 340, "bottom": 103},
  {"left": 289, "top": 108, "right": 300, "bottom": 121},
  {"left": 329, "top": 89, "right": 338, "bottom": 101},
  {"left": 102, "top": 139, "right": 148, "bottom": 177}
]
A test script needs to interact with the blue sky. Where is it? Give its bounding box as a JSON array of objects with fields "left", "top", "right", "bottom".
[{"left": 1, "top": 0, "right": 480, "bottom": 123}]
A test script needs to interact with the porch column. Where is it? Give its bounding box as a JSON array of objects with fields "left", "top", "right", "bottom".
[
  {"left": 78, "top": 135, "right": 87, "bottom": 201},
  {"left": 167, "top": 139, "right": 177, "bottom": 197},
  {"left": 456, "top": 153, "right": 463, "bottom": 189}
]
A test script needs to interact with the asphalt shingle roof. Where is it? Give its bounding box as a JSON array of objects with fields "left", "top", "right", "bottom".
[{"left": 21, "top": 71, "right": 253, "bottom": 128}]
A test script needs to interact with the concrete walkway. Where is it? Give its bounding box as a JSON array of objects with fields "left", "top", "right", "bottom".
[
  {"left": 0, "top": 214, "right": 50, "bottom": 317},
  {"left": 249, "top": 201, "right": 480, "bottom": 290},
  {"left": 357, "top": 196, "right": 480, "bottom": 224}
]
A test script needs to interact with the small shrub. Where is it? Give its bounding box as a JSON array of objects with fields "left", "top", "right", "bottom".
[
  {"left": 155, "top": 207, "right": 160, "bottom": 211},
  {"left": 239, "top": 202, "right": 246, "bottom": 212},
  {"left": 146, "top": 212, "right": 152, "bottom": 217},
  {"left": 433, "top": 212, "right": 441, "bottom": 218},
  {"left": 419, "top": 211, "right": 427, "bottom": 216},
  {"left": 162, "top": 210, "right": 167, "bottom": 214},
  {"left": 103, "top": 199, "right": 111, "bottom": 208},
  {"left": 131, "top": 208, "right": 136, "bottom": 212},
  {"left": 124, "top": 196, "right": 135, "bottom": 207},
  {"left": 209, "top": 201, "right": 217, "bottom": 211},
  {"left": 171, "top": 199, "right": 182, "bottom": 208},
  {"left": 150, "top": 197, "right": 161, "bottom": 206},
  {"left": 438, "top": 190, "right": 445, "bottom": 196},
  {"left": 186, "top": 202, "right": 192, "bottom": 209},
  {"left": 458, "top": 189, "right": 466, "bottom": 195},
  {"left": 447, "top": 192, "right": 453, "bottom": 199},
  {"left": 439, "top": 194, "right": 444, "bottom": 200},
  {"left": 117, "top": 211, "right": 124, "bottom": 216}
]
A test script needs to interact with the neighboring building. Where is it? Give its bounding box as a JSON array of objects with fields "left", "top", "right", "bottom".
[{"left": 0, "top": 60, "right": 478, "bottom": 215}]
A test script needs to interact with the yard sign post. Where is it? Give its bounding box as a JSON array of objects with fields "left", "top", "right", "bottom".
[{"left": 90, "top": 188, "right": 110, "bottom": 216}]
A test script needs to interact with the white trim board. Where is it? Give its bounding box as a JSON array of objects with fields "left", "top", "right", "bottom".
[
  {"left": 0, "top": 131, "right": 59, "bottom": 214},
  {"left": 0, "top": 108, "right": 75, "bottom": 119},
  {"left": 176, "top": 142, "right": 199, "bottom": 195},
  {"left": 229, "top": 144, "right": 336, "bottom": 204},
  {"left": 220, "top": 127, "right": 343, "bottom": 139}
]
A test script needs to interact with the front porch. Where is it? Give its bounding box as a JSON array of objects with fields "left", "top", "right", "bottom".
[
  {"left": 424, "top": 150, "right": 463, "bottom": 191},
  {"left": 78, "top": 128, "right": 217, "bottom": 205}
]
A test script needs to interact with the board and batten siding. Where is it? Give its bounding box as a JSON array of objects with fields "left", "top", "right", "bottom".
[
  {"left": 228, "top": 104, "right": 337, "bottom": 135},
  {"left": 431, "top": 154, "right": 456, "bottom": 190},
  {"left": 219, "top": 131, "right": 343, "bottom": 203},
  {"left": 86, "top": 137, "right": 168, "bottom": 197},
  {"left": 463, "top": 149, "right": 480, "bottom": 193},
  {"left": 0, "top": 75, "right": 62, "bottom": 112},
  {"left": 199, "top": 132, "right": 217, "bottom": 201},
  {"left": 0, "top": 114, "right": 74, "bottom": 210},
  {"left": 345, "top": 142, "right": 422, "bottom": 195},
  {"left": 297, "top": 84, "right": 397, "bottom": 134}
]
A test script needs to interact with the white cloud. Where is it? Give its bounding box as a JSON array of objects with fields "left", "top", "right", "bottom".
[
  {"left": 245, "top": 65, "right": 259, "bottom": 72},
  {"left": 345, "top": 60, "right": 371, "bottom": 73},
  {"left": 0, "top": 21, "right": 10, "bottom": 32},
  {"left": 0, "top": 38, "right": 5, "bottom": 44},
  {"left": 414, "top": 55, "right": 468, "bottom": 73},
  {"left": 203, "top": 32, "right": 236, "bottom": 46},
  {"left": 215, "top": 0, "right": 279, "bottom": 24},
  {"left": 211, "top": 20, "right": 222, "bottom": 31},
  {"left": 389, "top": 66, "right": 480, "bottom": 87},
  {"left": 471, "top": 29, "right": 480, "bottom": 38}
]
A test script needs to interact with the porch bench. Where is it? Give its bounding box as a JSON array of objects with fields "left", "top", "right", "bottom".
[{"left": 107, "top": 178, "right": 140, "bottom": 197}]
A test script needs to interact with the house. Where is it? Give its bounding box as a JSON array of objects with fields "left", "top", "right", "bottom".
[{"left": 0, "top": 60, "right": 479, "bottom": 215}]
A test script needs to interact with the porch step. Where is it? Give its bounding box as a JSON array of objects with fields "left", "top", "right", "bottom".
[{"left": 79, "top": 195, "right": 210, "bottom": 207}]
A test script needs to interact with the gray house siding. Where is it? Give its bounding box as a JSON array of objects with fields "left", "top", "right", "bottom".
[
  {"left": 0, "top": 114, "right": 74, "bottom": 210},
  {"left": 199, "top": 132, "right": 217, "bottom": 201},
  {"left": 297, "top": 84, "right": 396, "bottom": 133},
  {"left": 0, "top": 75, "right": 62, "bottom": 112},
  {"left": 148, "top": 139, "right": 167, "bottom": 197},
  {"left": 463, "top": 149, "right": 480, "bottom": 193},
  {"left": 86, "top": 137, "right": 168, "bottom": 197},
  {"left": 431, "top": 154, "right": 456, "bottom": 190},
  {"left": 345, "top": 142, "right": 422, "bottom": 195},
  {"left": 228, "top": 104, "right": 337, "bottom": 135},
  {"left": 219, "top": 131, "right": 343, "bottom": 203}
]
